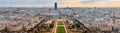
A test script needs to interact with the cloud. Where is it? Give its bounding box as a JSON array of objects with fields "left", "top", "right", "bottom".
[
  {"left": 0, "top": 3, "right": 54, "bottom": 7},
  {"left": 79, "top": 0, "right": 120, "bottom": 4},
  {"left": 0, "top": 0, "right": 52, "bottom": 4},
  {"left": 0, "top": 0, "right": 69, "bottom": 4},
  {"left": 0, "top": 0, "right": 120, "bottom": 7},
  {"left": 79, "top": 0, "right": 107, "bottom": 4}
]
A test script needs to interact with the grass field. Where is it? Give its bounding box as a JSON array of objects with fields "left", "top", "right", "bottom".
[
  {"left": 56, "top": 21, "right": 66, "bottom": 33},
  {"left": 58, "top": 21, "right": 64, "bottom": 25},
  {"left": 56, "top": 26, "right": 66, "bottom": 33}
]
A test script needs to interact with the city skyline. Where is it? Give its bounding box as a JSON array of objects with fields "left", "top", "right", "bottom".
[{"left": 0, "top": 0, "right": 120, "bottom": 7}]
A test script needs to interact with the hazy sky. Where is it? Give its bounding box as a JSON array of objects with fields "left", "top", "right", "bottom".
[{"left": 0, "top": 0, "right": 120, "bottom": 7}]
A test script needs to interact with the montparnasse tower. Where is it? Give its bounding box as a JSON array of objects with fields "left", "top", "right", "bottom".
[{"left": 54, "top": 2, "right": 57, "bottom": 10}]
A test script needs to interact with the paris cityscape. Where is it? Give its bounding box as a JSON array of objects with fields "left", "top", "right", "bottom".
[
  {"left": 0, "top": 7, "right": 120, "bottom": 33},
  {"left": 1, "top": 0, "right": 120, "bottom": 33}
]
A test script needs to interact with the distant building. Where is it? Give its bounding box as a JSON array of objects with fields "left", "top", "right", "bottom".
[{"left": 54, "top": 2, "right": 57, "bottom": 10}]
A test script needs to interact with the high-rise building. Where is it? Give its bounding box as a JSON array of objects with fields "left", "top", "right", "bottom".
[{"left": 54, "top": 2, "right": 57, "bottom": 10}]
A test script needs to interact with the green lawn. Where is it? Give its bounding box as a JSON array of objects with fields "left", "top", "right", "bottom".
[
  {"left": 56, "top": 21, "right": 66, "bottom": 33},
  {"left": 58, "top": 21, "right": 64, "bottom": 25},
  {"left": 56, "top": 26, "right": 66, "bottom": 33}
]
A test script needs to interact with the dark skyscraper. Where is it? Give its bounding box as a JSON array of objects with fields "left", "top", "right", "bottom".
[{"left": 54, "top": 2, "right": 57, "bottom": 10}]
